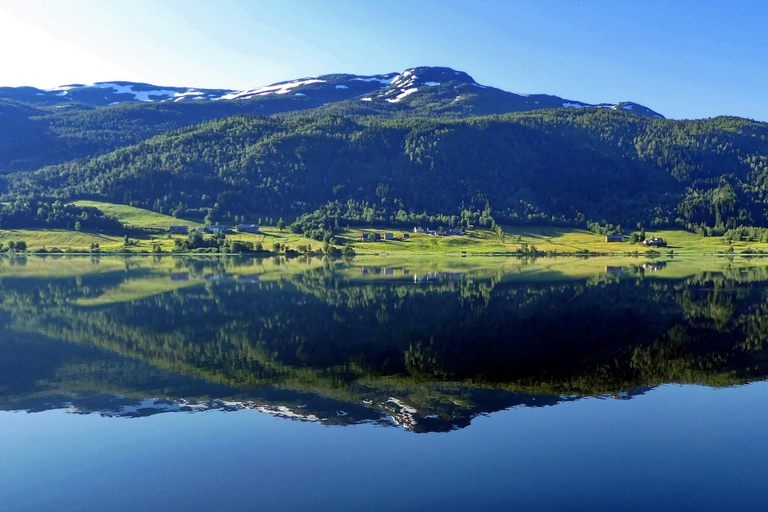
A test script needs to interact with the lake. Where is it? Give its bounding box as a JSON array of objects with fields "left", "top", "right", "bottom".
[{"left": 1, "top": 254, "right": 768, "bottom": 511}]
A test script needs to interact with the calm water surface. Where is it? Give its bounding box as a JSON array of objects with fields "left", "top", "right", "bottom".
[{"left": 1, "top": 255, "right": 768, "bottom": 511}]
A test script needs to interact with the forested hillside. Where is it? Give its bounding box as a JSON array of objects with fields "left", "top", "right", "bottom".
[
  {"left": 0, "top": 96, "right": 323, "bottom": 174},
  {"left": 4, "top": 108, "right": 767, "bottom": 232},
  {"left": 0, "top": 66, "right": 663, "bottom": 174}
]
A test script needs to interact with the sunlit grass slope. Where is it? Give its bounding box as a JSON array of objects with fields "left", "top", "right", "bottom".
[
  {"left": 0, "top": 200, "right": 767, "bottom": 255},
  {"left": 73, "top": 200, "right": 204, "bottom": 229}
]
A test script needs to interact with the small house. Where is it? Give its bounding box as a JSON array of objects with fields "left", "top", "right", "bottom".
[
  {"left": 643, "top": 237, "right": 666, "bottom": 247},
  {"left": 374, "top": 233, "right": 382, "bottom": 241},
  {"left": 360, "top": 233, "right": 370, "bottom": 241},
  {"left": 413, "top": 227, "right": 425, "bottom": 233},
  {"left": 169, "top": 226, "right": 188, "bottom": 235},
  {"left": 237, "top": 224, "right": 259, "bottom": 233},
  {"left": 605, "top": 235, "right": 624, "bottom": 243},
  {"left": 384, "top": 233, "right": 394, "bottom": 240},
  {"left": 402, "top": 233, "right": 409, "bottom": 239}
]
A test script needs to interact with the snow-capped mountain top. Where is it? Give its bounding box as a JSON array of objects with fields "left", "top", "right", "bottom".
[
  {"left": 364, "top": 66, "right": 479, "bottom": 103},
  {"left": 0, "top": 66, "right": 664, "bottom": 118},
  {"left": 0, "top": 81, "right": 236, "bottom": 107},
  {"left": 218, "top": 72, "right": 398, "bottom": 101}
]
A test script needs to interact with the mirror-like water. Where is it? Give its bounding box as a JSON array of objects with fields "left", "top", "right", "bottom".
[{"left": 2, "top": 255, "right": 768, "bottom": 511}]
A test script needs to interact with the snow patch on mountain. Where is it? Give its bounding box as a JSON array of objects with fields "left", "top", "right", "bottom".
[
  {"left": 386, "top": 88, "right": 418, "bottom": 103},
  {"left": 352, "top": 76, "right": 397, "bottom": 85},
  {"left": 219, "top": 79, "right": 326, "bottom": 100},
  {"left": 92, "top": 83, "right": 179, "bottom": 101},
  {"left": 47, "top": 84, "right": 82, "bottom": 92}
]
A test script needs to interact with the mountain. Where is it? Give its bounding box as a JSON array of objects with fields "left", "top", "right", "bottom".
[
  {"left": 6, "top": 66, "right": 766, "bottom": 233},
  {"left": 0, "top": 66, "right": 663, "bottom": 117},
  {"left": 316, "top": 66, "right": 664, "bottom": 119},
  {"left": 5, "top": 109, "right": 767, "bottom": 231},
  {"left": 0, "top": 82, "right": 235, "bottom": 107},
  {"left": 0, "top": 66, "right": 663, "bottom": 175}
]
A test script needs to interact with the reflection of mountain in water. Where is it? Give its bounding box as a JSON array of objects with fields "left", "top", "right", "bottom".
[{"left": 2, "top": 257, "right": 768, "bottom": 432}]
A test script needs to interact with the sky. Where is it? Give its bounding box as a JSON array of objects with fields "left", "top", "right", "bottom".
[{"left": 0, "top": 0, "right": 766, "bottom": 121}]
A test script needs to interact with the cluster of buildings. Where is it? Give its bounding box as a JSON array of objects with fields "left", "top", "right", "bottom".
[
  {"left": 169, "top": 224, "right": 260, "bottom": 235},
  {"left": 604, "top": 235, "right": 667, "bottom": 247},
  {"left": 642, "top": 237, "right": 666, "bottom": 247}
]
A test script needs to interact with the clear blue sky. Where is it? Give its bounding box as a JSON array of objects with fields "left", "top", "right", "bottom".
[{"left": 1, "top": 0, "right": 766, "bottom": 121}]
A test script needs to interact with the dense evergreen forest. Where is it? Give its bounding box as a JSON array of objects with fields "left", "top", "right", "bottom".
[{"left": 3, "top": 108, "right": 767, "bottom": 233}]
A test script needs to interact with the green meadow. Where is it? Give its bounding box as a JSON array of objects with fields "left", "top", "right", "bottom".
[{"left": 1, "top": 200, "right": 767, "bottom": 257}]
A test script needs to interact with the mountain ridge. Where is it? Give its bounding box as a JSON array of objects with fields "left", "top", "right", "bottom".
[{"left": 0, "top": 65, "right": 663, "bottom": 118}]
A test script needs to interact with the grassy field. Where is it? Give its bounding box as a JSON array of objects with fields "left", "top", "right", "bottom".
[
  {"left": 340, "top": 225, "right": 765, "bottom": 256},
  {"left": 2, "top": 200, "right": 768, "bottom": 257},
  {"left": 73, "top": 200, "right": 205, "bottom": 230}
]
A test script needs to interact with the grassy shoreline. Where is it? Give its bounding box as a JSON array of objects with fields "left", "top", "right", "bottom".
[{"left": 0, "top": 200, "right": 766, "bottom": 257}]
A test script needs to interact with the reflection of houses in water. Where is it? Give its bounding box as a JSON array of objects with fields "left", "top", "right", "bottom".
[
  {"left": 641, "top": 261, "right": 666, "bottom": 272},
  {"left": 359, "top": 267, "right": 411, "bottom": 276},
  {"left": 604, "top": 266, "right": 625, "bottom": 274},
  {"left": 414, "top": 272, "right": 466, "bottom": 282},
  {"left": 172, "top": 271, "right": 261, "bottom": 283}
]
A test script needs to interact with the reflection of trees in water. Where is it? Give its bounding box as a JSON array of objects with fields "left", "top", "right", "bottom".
[{"left": 4, "top": 264, "right": 768, "bottom": 428}]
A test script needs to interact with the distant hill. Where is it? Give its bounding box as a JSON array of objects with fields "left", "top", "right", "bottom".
[
  {"left": 0, "top": 66, "right": 662, "bottom": 117},
  {"left": 0, "top": 66, "right": 662, "bottom": 174}
]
